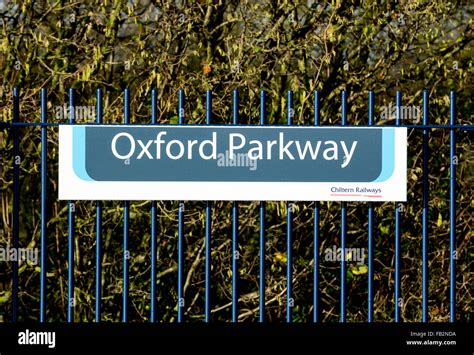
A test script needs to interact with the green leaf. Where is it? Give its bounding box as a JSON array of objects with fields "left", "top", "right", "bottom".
[
  {"left": 170, "top": 115, "right": 179, "bottom": 124},
  {"left": 351, "top": 265, "right": 368, "bottom": 275},
  {"left": 0, "top": 291, "right": 11, "bottom": 305}
]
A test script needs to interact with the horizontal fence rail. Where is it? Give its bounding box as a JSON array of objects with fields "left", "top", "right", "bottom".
[{"left": 1, "top": 87, "right": 472, "bottom": 323}]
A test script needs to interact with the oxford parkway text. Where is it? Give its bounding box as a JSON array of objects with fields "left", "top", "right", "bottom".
[{"left": 111, "top": 131, "right": 358, "bottom": 168}]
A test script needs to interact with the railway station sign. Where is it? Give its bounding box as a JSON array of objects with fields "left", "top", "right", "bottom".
[{"left": 59, "top": 125, "right": 407, "bottom": 201}]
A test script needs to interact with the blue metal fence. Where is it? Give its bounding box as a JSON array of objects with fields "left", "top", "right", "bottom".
[{"left": 2, "top": 87, "right": 472, "bottom": 323}]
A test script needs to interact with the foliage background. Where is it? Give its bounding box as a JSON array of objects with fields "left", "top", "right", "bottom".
[{"left": 0, "top": 0, "right": 472, "bottom": 322}]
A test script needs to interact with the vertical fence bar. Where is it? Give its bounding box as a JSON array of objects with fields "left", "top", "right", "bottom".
[
  {"left": 177, "top": 89, "right": 185, "bottom": 323},
  {"left": 286, "top": 90, "right": 293, "bottom": 323},
  {"left": 232, "top": 89, "right": 239, "bottom": 322},
  {"left": 122, "top": 88, "right": 130, "bottom": 322},
  {"left": 12, "top": 87, "right": 20, "bottom": 322},
  {"left": 368, "top": 90, "right": 374, "bottom": 323},
  {"left": 95, "top": 88, "right": 103, "bottom": 322},
  {"left": 313, "top": 90, "right": 320, "bottom": 323},
  {"left": 149, "top": 206, "right": 156, "bottom": 321},
  {"left": 150, "top": 88, "right": 157, "bottom": 322},
  {"left": 259, "top": 90, "right": 266, "bottom": 323},
  {"left": 205, "top": 90, "right": 212, "bottom": 322},
  {"left": 67, "top": 88, "right": 75, "bottom": 323},
  {"left": 340, "top": 90, "right": 347, "bottom": 323},
  {"left": 422, "top": 90, "right": 429, "bottom": 322},
  {"left": 449, "top": 90, "right": 456, "bottom": 323},
  {"left": 394, "top": 91, "right": 402, "bottom": 323},
  {"left": 40, "top": 88, "right": 47, "bottom": 323}
]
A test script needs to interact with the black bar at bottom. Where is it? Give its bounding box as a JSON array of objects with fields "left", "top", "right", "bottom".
[{"left": 0, "top": 323, "right": 471, "bottom": 354}]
